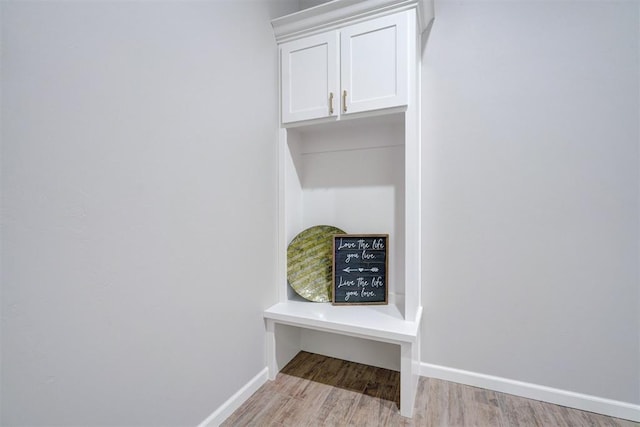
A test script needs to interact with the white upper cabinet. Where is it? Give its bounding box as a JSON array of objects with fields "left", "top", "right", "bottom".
[
  {"left": 281, "top": 32, "right": 339, "bottom": 123},
  {"left": 280, "top": 11, "right": 409, "bottom": 125},
  {"left": 340, "top": 12, "right": 408, "bottom": 115}
]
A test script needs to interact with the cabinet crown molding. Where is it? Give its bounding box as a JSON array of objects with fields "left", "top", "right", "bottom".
[{"left": 272, "top": 0, "right": 434, "bottom": 43}]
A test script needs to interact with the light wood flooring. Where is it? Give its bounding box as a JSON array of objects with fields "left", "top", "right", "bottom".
[{"left": 222, "top": 351, "right": 639, "bottom": 427}]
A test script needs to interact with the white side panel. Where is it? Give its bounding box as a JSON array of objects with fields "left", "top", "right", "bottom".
[
  {"left": 283, "top": 131, "right": 305, "bottom": 301},
  {"left": 403, "top": 9, "right": 420, "bottom": 322},
  {"left": 274, "top": 323, "right": 302, "bottom": 373},
  {"left": 400, "top": 342, "right": 415, "bottom": 417},
  {"left": 283, "top": 131, "right": 304, "bottom": 245}
]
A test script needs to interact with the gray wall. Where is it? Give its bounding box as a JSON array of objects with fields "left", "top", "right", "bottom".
[
  {"left": 2, "top": 0, "right": 639, "bottom": 425},
  {"left": 421, "top": 0, "right": 639, "bottom": 404},
  {"left": 1, "top": 0, "right": 297, "bottom": 425}
]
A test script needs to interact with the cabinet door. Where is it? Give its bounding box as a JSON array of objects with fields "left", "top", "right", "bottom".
[
  {"left": 281, "top": 32, "right": 339, "bottom": 124},
  {"left": 340, "top": 11, "right": 409, "bottom": 115}
]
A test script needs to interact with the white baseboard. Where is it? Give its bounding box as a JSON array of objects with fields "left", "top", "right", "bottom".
[
  {"left": 197, "top": 367, "right": 269, "bottom": 427},
  {"left": 421, "top": 362, "right": 640, "bottom": 422},
  {"left": 197, "top": 361, "right": 640, "bottom": 425}
]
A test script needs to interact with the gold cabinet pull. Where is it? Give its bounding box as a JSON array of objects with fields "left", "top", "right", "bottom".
[
  {"left": 329, "top": 92, "right": 334, "bottom": 115},
  {"left": 342, "top": 90, "right": 347, "bottom": 113}
]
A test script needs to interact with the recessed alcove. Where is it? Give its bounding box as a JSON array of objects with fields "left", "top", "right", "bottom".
[
  {"left": 284, "top": 113, "right": 406, "bottom": 309},
  {"left": 266, "top": 0, "right": 428, "bottom": 417}
]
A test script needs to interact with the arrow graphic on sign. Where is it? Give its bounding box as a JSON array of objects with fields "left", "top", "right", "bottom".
[{"left": 343, "top": 267, "right": 379, "bottom": 273}]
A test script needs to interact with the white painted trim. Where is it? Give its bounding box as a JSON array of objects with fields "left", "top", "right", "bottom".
[
  {"left": 272, "top": 0, "right": 422, "bottom": 43},
  {"left": 421, "top": 362, "right": 640, "bottom": 422},
  {"left": 197, "top": 368, "right": 269, "bottom": 427}
]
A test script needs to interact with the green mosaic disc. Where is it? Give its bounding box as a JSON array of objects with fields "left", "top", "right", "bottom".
[{"left": 287, "top": 225, "right": 346, "bottom": 303}]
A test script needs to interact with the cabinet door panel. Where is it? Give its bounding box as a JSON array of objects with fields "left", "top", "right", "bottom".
[
  {"left": 281, "top": 32, "right": 339, "bottom": 124},
  {"left": 340, "top": 12, "right": 409, "bottom": 114}
]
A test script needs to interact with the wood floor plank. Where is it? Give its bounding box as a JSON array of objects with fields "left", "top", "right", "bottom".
[
  {"left": 222, "top": 352, "right": 640, "bottom": 427},
  {"left": 337, "top": 360, "right": 377, "bottom": 393},
  {"left": 460, "top": 383, "right": 504, "bottom": 426},
  {"left": 528, "top": 398, "right": 571, "bottom": 427},
  {"left": 446, "top": 380, "right": 469, "bottom": 426},
  {"left": 275, "top": 352, "right": 327, "bottom": 400},
  {"left": 270, "top": 378, "right": 333, "bottom": 427},
  {"left": 221, "top": 389, "right": 290, "bottom": 427},
  {"left": 347, "top": 390, "right": 393, "bottom": 426},
  {"left": 415, "top": 377, "right": 444, "bottom": 427},
  {"left": 349, "top": 366, "right": 399, "bottom": 426},
  {"left": 497, "top": 392, "right": 542, "bottom": 426},
  {"left": 220, "top": 386, "right": 272, "bottom": 426},
  {"left": 313, "top": 355, "right": 352, "bottom": 389},
  {"left": 618, "top": 418, "right": 640, "bottom": 427},
  {"left": 310, "top": 387, "right": 363, "bottom": 426},
  {"left": 399, "top": 376, "right": 430, "bottom": 427}
]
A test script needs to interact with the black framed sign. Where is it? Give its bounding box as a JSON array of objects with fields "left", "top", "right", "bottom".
[{"left": 332, "top": 234, "right": 388, "bottom": 305}]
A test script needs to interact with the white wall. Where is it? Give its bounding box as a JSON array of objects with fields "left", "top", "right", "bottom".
[
  {"left": 3, "top": 0, "right": 639, "bottom": 424},
  {"left": 422, "top": 0, "right": 639, "bottom": 404},
  {"left": 0, "top": 0, "right": 297, "bottom": 425}
]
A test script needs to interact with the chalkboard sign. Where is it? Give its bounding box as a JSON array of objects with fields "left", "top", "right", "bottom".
[{"left": 332, "top": 234, "right": 388, "bottom": 305}]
